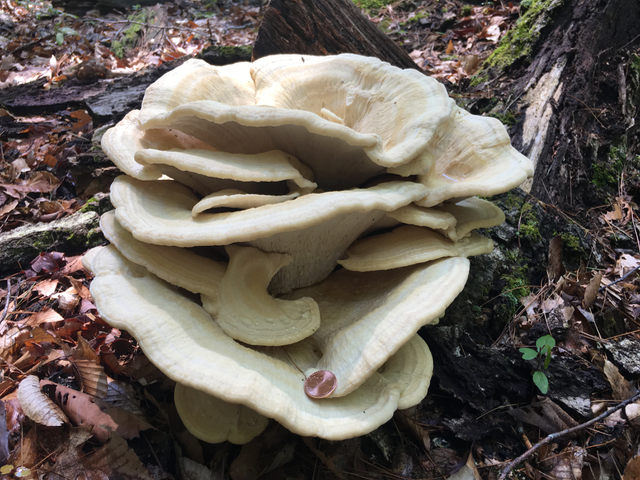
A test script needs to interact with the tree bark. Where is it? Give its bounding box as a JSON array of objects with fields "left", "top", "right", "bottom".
[
  {"left": 253, "top": 0, "right": 419, "bottom": 70},
  {"left": 504, "top": 0, "right": 640, "bottom": 210}
]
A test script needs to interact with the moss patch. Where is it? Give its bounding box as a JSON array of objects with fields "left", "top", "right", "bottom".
[
  {"left": 517, "top": 202, "right": 541, "bottom": 242},
  {"left": 484, "top": 0, "right": 564, "bottom": 71},
  {"left": 592, "top": 144, "right": 625, "bottom": 187},
  {"left": 352, "top": 0, "right": 394, "bottom": 9}
]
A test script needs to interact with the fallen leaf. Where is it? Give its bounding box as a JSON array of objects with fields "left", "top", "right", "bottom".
[
  {"left": 604, "top": 359, "right": 635, "bottom": 401},
  {"left": 583, "top": 273, "right": 602, "bottom": 309},
  {"left": 17, "top": 376, "right": 68, "bottom": 427},
  {"left": 20, "top": 307, "right": 64, "bottom": 327},
  {"left": 547, "top": 235, "right": 565, "bottom": 282},
  {"left": 48, "top": 428, "right": 154, "bottom": 480},
  {"left": 446, "top": 39, "right": 454, "bottom": 55},
  {"left": 508, "top": 398, "right": 578, "bottom": 434},
  {"left": 41, "top": 380, "right": 151, "bottom": 443},
  {"left": 34, "top": 279, "right": 59, "bottom": 296}
]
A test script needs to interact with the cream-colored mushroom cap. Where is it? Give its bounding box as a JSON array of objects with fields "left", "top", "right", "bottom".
[
  {"left": 338, "top": 226, "right": 493, "bottom": 272},
  {"left": 174, "top": 384, "right": 269, "bottom": 444},
  {"left": 88, "top": 245, "right": 441, "bottom": 440}
]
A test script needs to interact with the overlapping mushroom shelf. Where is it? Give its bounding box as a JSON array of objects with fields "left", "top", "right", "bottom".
[{"left": 87, "top": 54, "right": 533, "bottom": 442}]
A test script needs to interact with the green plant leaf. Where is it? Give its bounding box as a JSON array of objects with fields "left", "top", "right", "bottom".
[
  {"left": 519, "top": 347, "right": 538, "bottom": 360},
  {"left": 536, "top": 334, "right": 555, "bottom": 350},
  {"left": 543, "top": 349, "right": 552, "bottom": 369},
  {"left": 55, "top": 32, "right": 64, "bottom": 45},
  {"left": 533, "top": 371, "right": 549, "bottom": 394}
]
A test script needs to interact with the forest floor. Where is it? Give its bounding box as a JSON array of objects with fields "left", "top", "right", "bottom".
[{"left": 1, "top": 0, "right": 640, "bottom": 479}]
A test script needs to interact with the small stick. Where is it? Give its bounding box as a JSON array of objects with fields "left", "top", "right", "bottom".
[
  {"left": 599, "top": 264, "right": 640, "bottom": 292},
  {"left": 0, "top": 279, "right": 10, "bottom": 323},
  {"left": 499, "top": 391, "right": 640, "bottom": 480}
]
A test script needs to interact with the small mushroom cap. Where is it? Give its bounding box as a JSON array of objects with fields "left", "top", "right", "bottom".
[
  {"left": 174, "top": 383, "right": 269, "bottom": 444},
  {"left": 88, "top": 245, "right": 436, "bottom": 440},
  {"left": 338, "top": 226, "right": 493, "bottom": 272},
  {"left": 436, "top": 197, "right": 505, "bottom": 242},
  {"left": 389, "top": 197, "right": 505, "bottom": 242},
  {"left": 201, "top": 245, "right": 321, "bottom": 346},
  {"left": 192, "top": 189, "right": 300, "bottom": 216}
]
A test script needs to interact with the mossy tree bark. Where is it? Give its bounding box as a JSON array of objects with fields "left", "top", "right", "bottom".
[{"left": 484, "top": 0, "right": 640, "bottom": 210}]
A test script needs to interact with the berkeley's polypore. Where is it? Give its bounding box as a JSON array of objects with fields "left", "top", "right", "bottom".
[{"left": 87, "top": 54, "right": 533, "bottom": 443}]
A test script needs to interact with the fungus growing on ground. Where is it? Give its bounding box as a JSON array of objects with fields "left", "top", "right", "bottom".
[{"left": 86, "top": 54, "right": 533, "bottom": 443}]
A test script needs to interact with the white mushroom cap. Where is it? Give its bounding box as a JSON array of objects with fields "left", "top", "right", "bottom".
[
  {"left": 338, "top": 226, "right": 493, "bottom": 272},
  {"left": 201, "top": 245, "right": 321, "bottom": 346},
  {"left": 388, "top": 197, "right": 505, "bottom": 242},
  {"left": 88, "top": 245, "right": 438, "bottom": 440},
  {"left": 174, "top": 383, "right": 269, "bottom": 444}
]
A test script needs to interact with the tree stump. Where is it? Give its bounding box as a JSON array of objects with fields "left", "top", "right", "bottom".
[
  {"left": 253, "top": 0, "right": 419, "bottom": 70},
  {"left": 494, "top": 0, "right": 640, "bottom": 210}
]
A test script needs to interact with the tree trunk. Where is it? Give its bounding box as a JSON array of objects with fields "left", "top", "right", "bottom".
[
  {"left": 503, "top": 0, "right": 640, "bottom": 210},
  {"left": 253, "top": 0, "right": 419, "bottom": 70}
]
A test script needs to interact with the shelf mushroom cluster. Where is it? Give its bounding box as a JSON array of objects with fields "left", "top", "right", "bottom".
[{"left": 83, "top": 54, "right": 533, "bottom": 443}]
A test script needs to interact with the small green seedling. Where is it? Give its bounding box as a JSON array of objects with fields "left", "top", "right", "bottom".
[{"left": 520, "top": 334, "right": 555, "bottom": 394}]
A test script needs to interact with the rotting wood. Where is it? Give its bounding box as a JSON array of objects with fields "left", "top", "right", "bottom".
[{"left": 253, "top": 0, "right": 419, "bottom": 70}]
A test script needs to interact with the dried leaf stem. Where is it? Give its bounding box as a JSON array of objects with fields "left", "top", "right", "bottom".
[{"left": 498, "top": 390, "right": 640, "bottom": 480}]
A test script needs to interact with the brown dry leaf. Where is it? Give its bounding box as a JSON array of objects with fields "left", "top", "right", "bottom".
[
  {"left": 105, "top": 378, "right": 144, "bottom": 416},
  {"left": 30, "top": 326, "right": 62, "bottom": 346},
  {"left": 8, "top": 424, "right": 38, "bottom": 468},
  {"left": 448, "top": 451, "right": 482, "bottom": 480},
  {"left": 41, "top": 380, "right": 151, "bottom": 443},
  {"left": 73, "top": 334, "right": 101, "bottom": 364},
  {"left": 446, "top": 39, "right": 454, "bottom": 54},
  {"left": 508, "top": 398, "right": 578, "bottom": 434},
  {"left": 547, "top": 235, "right": 565, "bottom": 282},
  {"left": 49, "top": 427, "right": 154, "bottom": 480},
  {"left": 20, "top": 307, "right": 64, "bottom": 327},
  {"left": 17, "top": 376, "right": 68, "bottom": 427},
  {"left": 68, "top": 277, "right": 92, "bottom": 301},
  {"left": 61, "top": 255, "right": 86, "bottom": 276},
  {"left": 546, "top": 446, "right": 586, "bottom": 480},
  {"left": 3, "top": 392, "right": 24, "bottom": 434},
  {"left": 604, "top": 359, "right": 635, "bottom": 401},
  {"left": 603, "top": 204, "right": 623, "bottom": 222},
  {"left": 583, "top": 273, "right": 602, "bottom": 309},
  {"left": 541, "top": 294, "right": 563, "bottom": 313},
  {"left": 615, "top": 254, "right": 640, "bottom": 277},
  {"left": 625, "top": 456, "right": 640, "bottom": 480},
  {"left": 74, "top": 359, "right": 108, "bottom": 398},
  {"left": 0, "top": 200, "right": 19, "bottom": 217},
  {"left": 34, "top": 278, "right": 59, "bottom": 296},
  {"left": 53, "top": 287, "right": 81, "bottom": 311}
]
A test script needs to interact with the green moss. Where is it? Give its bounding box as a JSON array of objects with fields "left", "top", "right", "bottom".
[
  {"left": 32, "top": 231, "right": 55, "bottom": 253},
  {"left": 352, "top": 0, "right": 394, "bottom": 9},
  {"left": 401, "top": 11, "right": 429, "bottom": 25},
  {"left": 469, "top": 74, "right": 488, "bottom": 87},
  {"left": 592, "top": 144, "right": 625, "bottom": 187},
  {"left": 559, "top": 232, "right": 581, "bottom": 250},
  {"left": 215, "top": 45, "right": 253, "bottom": 56},
  {"left": 517, "top": 202, "right": 541, "bottom": 242},
  {"left": 484, "top": 0, "right": 563, "bottom": 71},
  {"left": 461, "top": 4, "right": 473, "bottom": 16},
  {"left": 111, "top": 9, "right": 153, "bottom": 58},
  {"left": 488, "top": 111, "right": 517, "bottom": 127}
]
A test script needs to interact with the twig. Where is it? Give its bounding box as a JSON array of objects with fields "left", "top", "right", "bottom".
[
  {"left": 0, "top": 279, "right": 10, "bottom": 323},
  {"left": 498, "top": 390, "right": 640, "bottom": 480},
  {"left": 89, "top": 17, "right": 209, "bottom": 34},
  {"left": 599, "top": 264, "right": 640, "bottom": 292}
]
